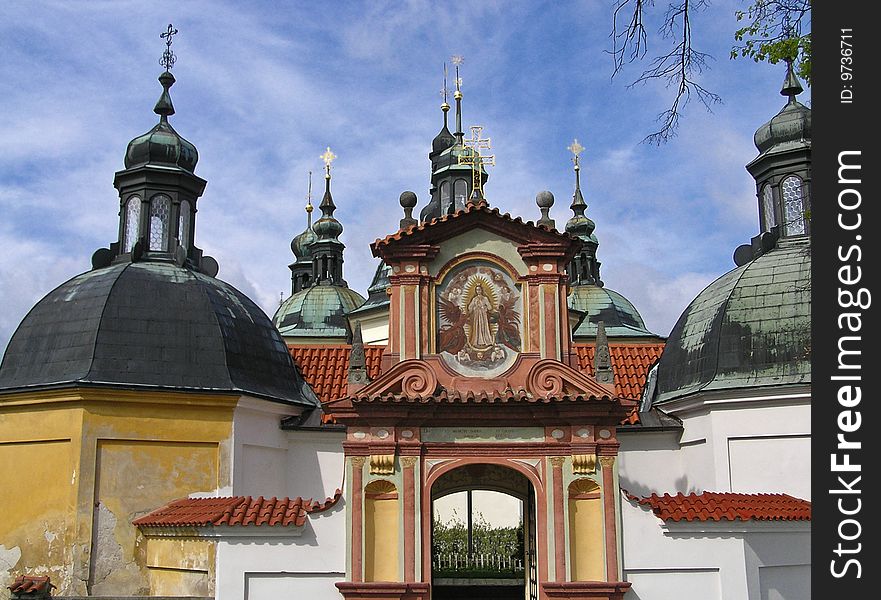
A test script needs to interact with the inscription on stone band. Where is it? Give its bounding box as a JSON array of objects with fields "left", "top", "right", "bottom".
[{"left": 422, "top": 427, "right": 544, "bottom": 443}]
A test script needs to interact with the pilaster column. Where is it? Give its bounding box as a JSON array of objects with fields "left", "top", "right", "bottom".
[
  {"left": 550, "top": 456, "right": 567, "bottom": 581},
  {"left": 351, "top": 456, "right": 366, "bottom": 582},
  {"left": 599, "top": 456, "right": 619, "bottom": 581},
  {"left": 401, "top": 455, "right": 419, "bottom": 581}
]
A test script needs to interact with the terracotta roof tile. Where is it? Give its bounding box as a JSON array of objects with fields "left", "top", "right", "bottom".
[
  {"left": 573, "top": 343, "right": 664, "bottom": 400},
  {"left": 350, "top": 387, "right": 615, "bottom": 404},
  {"left": 134, "top": 489, "right": 342, "bottom": 528},
  {"left": 372, "top": 202, "right": 573, "bottom": 249},
  {"left": 291, "top": 344, "right": 662, "bottom": 406},
  {"left": 629, "top": 491, "right": 811, "bottom": 522},
  {"left": 8, "top": 575, "right": 55, "bottom": 594},
  {"left": 289, "top": 345, "right": 384, "bottom": 404}
]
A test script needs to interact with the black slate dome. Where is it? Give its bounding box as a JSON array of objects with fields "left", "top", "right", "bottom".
[
  {"left": 655, "top": 238, "right": 811, "bottom": 403},
  {"left": 0, "top": 262, "right": 317, "bottom": 406}
]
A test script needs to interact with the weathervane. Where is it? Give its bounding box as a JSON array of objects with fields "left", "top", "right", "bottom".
[
  {"left": 320, "top": 147, "right": 337, "bottom": 178},
  {"left": 160, "top": 24, "right": 178, "bottom": 71},
  {"left": 440, "top": 62, "right": 449, "bottom": 106},
  {"left": 458, "top": 125, "right": 494, "bottom": 201},
  {"left": 451, "top": 55, "right": 464, "bottom": 93}
]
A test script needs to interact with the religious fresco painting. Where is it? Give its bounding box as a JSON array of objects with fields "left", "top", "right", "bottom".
[{"left": 436, "top": 260, "right": 521, "bottom": 377}]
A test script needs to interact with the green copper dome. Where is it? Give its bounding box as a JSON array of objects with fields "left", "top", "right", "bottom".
[
  {"left": 753, "top": 65, "right": 811, "bottom": 157},
  {"left": 655, "top": 237, "right": 811, "bottom": 403},
  {"left": 569, "top": 285, "right": 656, "bottom": 339},
  {"left": 273, "top": 285, "right": 366, "bottom": 339}
]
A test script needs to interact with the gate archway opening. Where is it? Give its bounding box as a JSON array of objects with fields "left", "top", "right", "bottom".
[{"left": 430, "top": 463, "right": 537, "bottom": 600}]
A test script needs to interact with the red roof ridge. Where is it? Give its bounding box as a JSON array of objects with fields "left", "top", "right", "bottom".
[
  {"left": 626, "top": 490, "right": 811, "bottom": 522},
  {"left": 134, "top": 490, "right": 343, "bottom": 529}
]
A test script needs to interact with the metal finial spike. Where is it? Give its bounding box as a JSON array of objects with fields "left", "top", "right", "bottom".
[
  {"left": 160, "top": 24, "right": 178, "bottom": 71},
  {"left": 780, "top": 60, "right": 803, "bottom": 101},
  {"left": 441, "top": 62, "right": 449, "bottom": 105}
]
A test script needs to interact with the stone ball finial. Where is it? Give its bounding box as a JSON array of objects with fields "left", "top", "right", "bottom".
[
  {"left": 399, "top": 190, "right": 418, "bottom": 229},
  {"left": 536, "top": 190, "right": 555, "bottom": 228}
]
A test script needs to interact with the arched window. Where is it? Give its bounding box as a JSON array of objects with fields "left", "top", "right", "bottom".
[
  {"left": 761, "top": 184, "right": 776, "bottom": 231},
  {"left": 123, "top": 195, "right": 141, "bottom": 253},
  {"left": 454, "top": 179, "right": 467, "bottom": 208},
  {"left": 179, "top": 200, "right": 191, "bottom": 249},
  {"left": 781, "top": 176, "right": 806, "bottom": 235},
  {"left": 440, "top": 181, "right": 450, "bottom": 211},
  {"left": 149, "top": 194, "right": 171, "bottom": 251}
]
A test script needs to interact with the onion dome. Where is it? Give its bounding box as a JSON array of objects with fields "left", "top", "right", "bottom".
[
  {"left": 655, "top": 238, "right": 811, "bottom": 403},
  {"left": 0, "top": 262, "right": 317, "bottom": 406},
  {"left": 569, "top": 285, "right": 656, "bottom": 339},
  {"left": 291, "top": 201, "right": 317, "bottom": 260},
  {"left": 273, "top": 284, "right": 366, "bottom": 340},
  {"left": 753, "top": 64, "right": 811, "bottom": 156},
  {"left": 125, "top": 71, "right": 199, "bottom": 172}
]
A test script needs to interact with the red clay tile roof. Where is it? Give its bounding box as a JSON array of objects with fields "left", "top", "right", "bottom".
[
  {"left": 629, "top": 492, "right": 811, "bottom": 522},
  {"left": 290, "top": 343, "right": 662, "bottom": 405},
  {"left": 372, "top": 201, "right": 573, "bottom": 250},
  {"left": 289, "top": 345, "right": 384, "bottom": 404},
  {"left": 573, "top": 343, "right": 664, "bottom": 400},
  {"left": 134, "top": 490, "right": 342, "bottom": 528},
  {"left": 8, "top": 575, "right": 55, "bottom": 594},
  {"left": 349, "top": 388, "right": 615, "bottom": 404}
]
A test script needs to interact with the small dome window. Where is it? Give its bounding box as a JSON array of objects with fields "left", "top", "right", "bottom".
[
  {"left": 781, "top": 176, "right": 806, "bottom": 236},
  {"left": 761, "top": 184, "right": 776, "bottom": 231},
  {"left": 454, "top": 179, "right": 467, "bottom": 208},
  {"left": 440, "top": 181, "right": 450, "bottom": 211},
  {"left": 123, "top": 195, "right": 141, "bottom": 253},
  {"left": 149, "top": 194, "right": 171, "bottom": 251},
  {"left": 179, "top": 200, "right": 191, "bottom": 249}
]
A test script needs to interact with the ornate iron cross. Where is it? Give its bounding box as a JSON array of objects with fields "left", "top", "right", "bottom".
[{"left": 160, "top": 24, "right": 178, "bottom": 71}]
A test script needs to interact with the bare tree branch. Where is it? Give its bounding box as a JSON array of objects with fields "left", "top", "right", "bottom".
[{"left": 611, "top": 0, "right": 721, "bottom": 144}]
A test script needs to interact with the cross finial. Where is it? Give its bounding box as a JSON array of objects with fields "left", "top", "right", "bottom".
[
  {"left": 160, "top": 24, "right": 178, "bottom": 71},
  {"left": 320, "top": 147, "right": 337, "bottom": 178},
  {"left": 458, "top": 125, "right": 495, "bottom": 204},
  {"left": 568, "top": 138, "right": 584, "bottom": 169}
]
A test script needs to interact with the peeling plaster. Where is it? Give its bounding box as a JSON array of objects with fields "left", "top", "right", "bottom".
[{"left": 0, "top": 544, "right": 22, "bottom": 580}]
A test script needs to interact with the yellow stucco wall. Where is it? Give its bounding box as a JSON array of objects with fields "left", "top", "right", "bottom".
[
  {"left": 145, "top": 538, "right": 214, "bottom": 597},
  {"left": 364, "top": 481, "right": 400, "bottom": 582},
  {"left": 568, "top": 480, "right": 605, "bottom": 581},
  {"left": 0, "top": 388, "right": 235, "bottom": 597}
]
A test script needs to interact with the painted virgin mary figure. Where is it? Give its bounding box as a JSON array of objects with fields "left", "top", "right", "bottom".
[{"left": 467, "top": 284, "right": 494, "bottom": 348}]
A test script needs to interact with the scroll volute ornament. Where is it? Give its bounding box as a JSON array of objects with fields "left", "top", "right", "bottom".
[
  {"left": 572, "top": 454, "right": 597, "bottom": 475},
  {"left": 352, "top": 359, "right": 438, "bottom": 398},
  {"left": 526, "top": 358, "right": 615, "bottom": 399}
]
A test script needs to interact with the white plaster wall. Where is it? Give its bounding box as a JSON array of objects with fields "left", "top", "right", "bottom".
[
  {"left": 214, "top": 500, "right": 347, "bottom": 600},
  {"left": 231, "top": 399, "right": 346, "bottom": 501},
  {"left": 285, "top": 429, "right": 347, "bottom": 501},
  {"left": 620, "top": 495, "right": 810, "bottom": 600},
  {"left": 621, "top": 392, "right": 810, "bottom": 499}
]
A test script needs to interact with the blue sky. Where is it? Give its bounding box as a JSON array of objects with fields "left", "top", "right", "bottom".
[{"left": 0, "top": 1, "right": 808, "bottom": 354}]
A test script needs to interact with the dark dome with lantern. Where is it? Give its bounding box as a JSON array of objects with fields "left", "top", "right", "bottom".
[{"left": 1, "top": 55, "right": 314, "bottom": 408}]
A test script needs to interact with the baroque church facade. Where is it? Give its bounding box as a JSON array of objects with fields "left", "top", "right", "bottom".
[{"left": 1, "top": 41, "right": 810, "bottom": 600}]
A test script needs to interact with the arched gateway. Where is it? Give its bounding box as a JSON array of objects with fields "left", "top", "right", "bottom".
[{"left": 327, "top": 198, "right": 633, "bottom": 600}]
